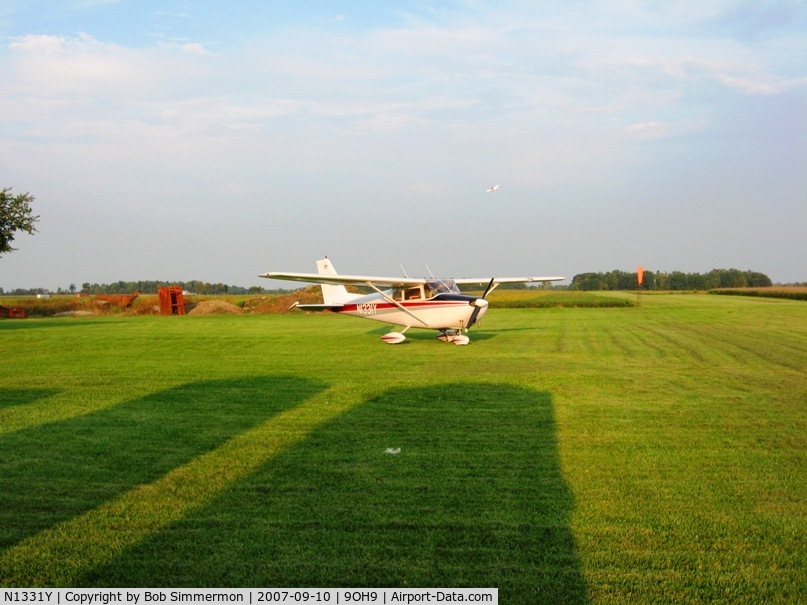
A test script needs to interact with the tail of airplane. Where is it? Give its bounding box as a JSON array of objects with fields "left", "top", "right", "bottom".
[{"left": 316, "top": 258, "right": 358, "bottom": 305}]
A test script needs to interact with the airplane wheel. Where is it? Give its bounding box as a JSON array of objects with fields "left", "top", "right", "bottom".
[
  {"left": 381, "top": 332, "right": 406, "bottom": 344},
  {"left": 437, "top": 332, "right": 469, "bottom": 345}
]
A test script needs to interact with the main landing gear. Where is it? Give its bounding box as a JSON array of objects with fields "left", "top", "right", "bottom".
[
  {"left": 437, "top": 330, "right": 470, "bottom": 346},
  {"left": 381, "top": 325, "right": 409, "bottom": 344},
  {"left": 380, "top": 327, "right": 471, "bottom": 345}
]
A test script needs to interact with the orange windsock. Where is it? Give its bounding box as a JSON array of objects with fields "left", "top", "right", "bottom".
[{"left": 637, "top": 266, "right": 645, "bottom": 285}]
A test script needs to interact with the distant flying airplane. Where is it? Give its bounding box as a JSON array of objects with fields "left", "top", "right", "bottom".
[
  {"left": 260, "top": 258, "right": 564, "bottom": 345},
  {"left": 486, "top": 185, "right": 499, "bottom": 192}
]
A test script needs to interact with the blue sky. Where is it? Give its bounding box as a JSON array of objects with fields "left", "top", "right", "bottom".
[{"left": 1, "top": 0, "right": 805, "bottom": 290}]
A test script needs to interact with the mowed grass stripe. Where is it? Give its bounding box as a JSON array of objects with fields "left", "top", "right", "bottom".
[
  {"left": 694, "top": 325, "right": 807, "bottom": 371},
  {"left": 0, "top": 388, "right": 130, "bottom": 437},
  {"left": 0, "top": 386, "right": 359, "bottom": 587}
]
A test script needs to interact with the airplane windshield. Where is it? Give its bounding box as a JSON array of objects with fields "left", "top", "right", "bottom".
[{"left": 427, "top": 279, "right": 460, "bottom": 295}]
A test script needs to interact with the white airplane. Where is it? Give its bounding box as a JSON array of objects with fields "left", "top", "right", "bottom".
[
  {"left": 260, "top": 258, "right": 564, "bottom": 345},
  {"left": 486, "top": 184, "right": 499, "bottom": 192}
]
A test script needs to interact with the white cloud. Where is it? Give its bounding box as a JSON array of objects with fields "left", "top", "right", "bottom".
[
  {"left": 6, "top": 33, "right": 213, "bottom": 99},
  {"left": 715, "top": 72, "right": 807, "bottom": 95},
  {"left": 625, "top": 121, "right": 670, "bottom": 139},
  {"left": 156, "top": 41, "right": 213, "bottom": 55}
]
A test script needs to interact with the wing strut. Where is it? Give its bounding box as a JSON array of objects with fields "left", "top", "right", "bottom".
[{"left": 365, "top": 282, "right": 430, "bottom": 327}]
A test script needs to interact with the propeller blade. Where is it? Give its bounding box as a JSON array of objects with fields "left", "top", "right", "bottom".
[
  {"left": 482, "top": 277, "right": 496, "bottom": 299},
  {"left": 467, "top": 307, "right": 480, "bottom": 330}
]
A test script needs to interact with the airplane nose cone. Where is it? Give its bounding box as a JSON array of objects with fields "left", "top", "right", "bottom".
[
  {"left": 467, "top": 298, "right": 489, "bottom": 329},
  {"left": 476, "top": 298, "right": 489, "bottom": 318}
]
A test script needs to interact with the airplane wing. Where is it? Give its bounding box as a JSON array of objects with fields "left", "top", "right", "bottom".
[
  {"left": 261, "top": 268, "right": 566, "bottom": 294},
  {"left": 453, "top": 276, "right": 565, "bottom": 285},
  {"left": 261, "top": 272, "right": 564, "bottom": 287},
  {"left": 260, "top": 271, "right": 428, "bottom": 288}
]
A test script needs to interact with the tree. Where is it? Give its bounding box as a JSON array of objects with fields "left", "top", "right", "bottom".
[
  {"left": 748, "top": 272, "right": 772, "bottom": 287},
  {"left": 1, "top": 188, "right": 39, "bottom": 256}
]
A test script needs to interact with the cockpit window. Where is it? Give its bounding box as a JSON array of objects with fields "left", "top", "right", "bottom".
[
  {"left": 394, "top": 286, "right": 426, "bottom": 301},
  {"left": 426, "top": 279, "right": 460, "bottom": 295}
]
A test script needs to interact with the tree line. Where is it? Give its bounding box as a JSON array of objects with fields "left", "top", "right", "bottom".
[
  {"left": 82, "top": 281, "right": 267, "bottom": 295},
  {"left": 1, "top": 281, "right": 287, "bottom": 296},
  {"left": 570, "top": 268, "right": 772, "bottom": 291}
]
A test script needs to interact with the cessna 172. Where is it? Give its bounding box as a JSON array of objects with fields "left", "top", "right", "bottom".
[{"left": 260, "top": 258, "right": 564, "bottom": 345}]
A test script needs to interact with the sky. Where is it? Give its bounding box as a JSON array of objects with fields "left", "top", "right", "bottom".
[{"left": 1, "top": 0, "right": 805, "bottom": 291}]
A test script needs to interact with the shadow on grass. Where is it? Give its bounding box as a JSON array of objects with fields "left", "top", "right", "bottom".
[
  {"left": 0, "top": 375, "right": 327, "bottom": 551},
  {"left": 363, "top": 323, "right": 548, "bottom": 343},
  {"left": 83, "top": 384, "right": 588, "bottom": 604},
  {"left": 0, "top": 388, "right": 61, "bottom": 411}
]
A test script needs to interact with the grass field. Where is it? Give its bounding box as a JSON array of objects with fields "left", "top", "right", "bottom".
[{"left": 1, "top": 294, "right": 804, "bottom": 603}]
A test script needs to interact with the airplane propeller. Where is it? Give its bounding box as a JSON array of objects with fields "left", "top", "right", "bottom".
[
  {"left": 467, "top": 277, "right": 496, "bottom": 329},
  {"left": 482, "top": 276, "right": 496, "bottom": 300}
]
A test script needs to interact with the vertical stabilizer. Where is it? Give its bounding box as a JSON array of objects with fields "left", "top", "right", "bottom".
[{"left": 316, "top": 258, "right": 352, "bottom": 305}]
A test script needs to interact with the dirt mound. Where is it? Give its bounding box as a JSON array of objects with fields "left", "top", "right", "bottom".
[
  {"left": 188, "top": 300, "right": 244, "bottom": 315},
  {"left": 53, "top": 310, "right": 95, "bottom": 317},
  {"left": 243, "top": 286, "right": 324, "bottom": 314}
]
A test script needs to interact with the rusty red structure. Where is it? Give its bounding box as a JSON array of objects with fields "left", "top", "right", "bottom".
[
  {"left": 158, "top": 287, "right": 186, "bottom": 315},
  {"left": 0, "top": 305, "right": 25, "bottom": 319},
  {"left": 95, "top": 290, "right": 140, "bottom": 310},
  {"left": 0, "top": 305, "right": 26, "bottom": 319}
]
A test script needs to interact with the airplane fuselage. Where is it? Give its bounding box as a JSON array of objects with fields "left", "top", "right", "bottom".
[{"left": 334, "top": 290, "right": 488, "bottom": 331}]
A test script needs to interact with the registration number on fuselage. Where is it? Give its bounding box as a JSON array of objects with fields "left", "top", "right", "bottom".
[{"left": 355, "top": 302, "right": 378, "bottom": 315}]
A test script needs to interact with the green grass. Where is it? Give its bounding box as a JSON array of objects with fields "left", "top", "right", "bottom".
[
  {"left": 486, "top": 290, "right": 635, "bottom": 308},
  {"left": 0, "top": 295, "right": 804, "bottom": 603}
]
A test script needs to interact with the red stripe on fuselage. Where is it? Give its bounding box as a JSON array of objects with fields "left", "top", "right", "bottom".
[{"left": 340, "top": 300, "right": 468, "bottom": 313}]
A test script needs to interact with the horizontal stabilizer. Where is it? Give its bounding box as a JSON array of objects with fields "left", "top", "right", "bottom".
[{"left": 290, "top": 302, "right": 344, "bottom": 311}]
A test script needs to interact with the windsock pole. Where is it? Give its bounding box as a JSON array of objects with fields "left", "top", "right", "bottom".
[{"left": 637, "top": 266, "right": 644, "bottom": 307}]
